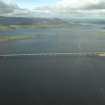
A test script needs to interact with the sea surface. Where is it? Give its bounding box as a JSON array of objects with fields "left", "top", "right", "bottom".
[
  {"left": 1, "top": 55, "right": 105, "bottom": 105},
  {"left": 1, "top": 23, "right": 105, "bottom": 105},
  {"left": 0, "top": 24, "right": 105, "bottom": 54}
]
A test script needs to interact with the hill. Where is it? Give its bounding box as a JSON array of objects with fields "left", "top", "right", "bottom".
[{"left": 0, "top": 17, "right": 66, "bottom": 25}]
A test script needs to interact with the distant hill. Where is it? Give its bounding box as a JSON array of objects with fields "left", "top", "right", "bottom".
[{"left": 0, "top": 17, "right": 66, "bottom": 25}]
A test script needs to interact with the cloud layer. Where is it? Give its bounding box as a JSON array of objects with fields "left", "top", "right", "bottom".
[
  {"left": 0, "top": 0, "right": 105, "bottom": 18},
  {"left": 0, "top": 0, "right": 31, "bottom": 17},
  {"left": 55, "top": 0, "right": 105, "bottom": 10},
  {"left": 0, "top": 0, "right": 18, "bottom": 15},
  {"left": 33, "top": 0, "right": 105, "bottom": 18}
]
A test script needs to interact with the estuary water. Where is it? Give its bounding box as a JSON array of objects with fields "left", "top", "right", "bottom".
[
  {"left": 0, "top": 24, "right": 105, "bottom": 55},
  {"left": 1, "top": 24, "right": 105, "bottom": 105}
]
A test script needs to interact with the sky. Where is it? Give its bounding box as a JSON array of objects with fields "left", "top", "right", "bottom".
[
  {"left": 0, "top": 0, "right": 105, "bottom": 18},
  {"left": 16, "top": 0, "right": 57, "bottom": 9}
]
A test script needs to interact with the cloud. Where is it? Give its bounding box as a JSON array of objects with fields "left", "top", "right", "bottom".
[
  {"left": 0, "top": 0, "right": 18, "bottom": 15},
  {"left": 0, "top": 0, "right": 31, "bottom": 17},
  {"left": 1, "top": 0, "right": 105, "bottom": 18},
  {"left": 55, "top": 0, "right": 105, "bottom": 10},
  {"left": 33, "top": 0, "right": 105, "bottom": 18},
  {"left": 53, "top": 0, "right": 105, "bottom": 18},
  {"left": 34, "top": 0, "right": 105, "bottom": 13}
]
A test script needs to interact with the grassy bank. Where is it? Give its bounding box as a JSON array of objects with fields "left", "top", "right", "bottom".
[
  {"left": 0, "top": 25, "right": 12, "bottom": 31},
  {"left": 0, "top": 24, "right": 48, "bottom": 31},
  {"left": 0, "top": 36, "right": 32, "bottom": 41},
  {"left": 96, "top": 52, "right": 105, "bottom": 57},
  {"left": 0, "top": 23, "right": 65, "bottom": 31}
]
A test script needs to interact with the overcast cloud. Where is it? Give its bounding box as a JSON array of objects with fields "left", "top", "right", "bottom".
[
  {"left": 0, "top": 0, "right": 31, "bottom": 17},
  {"left": 33, "top": 0, "right": 105, "bottom": 18},
  {"left": 0, "top": 0, "right": 18, "bottom": 15},
  {"left": 0, "top": 0, "right": 105, "bottom": 18},
  {"left": 55, "top": 0, "right": 105, "bottom": 10}
]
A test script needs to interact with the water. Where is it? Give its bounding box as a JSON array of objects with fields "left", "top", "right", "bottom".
[
  {"left": 0, "top": 25, "right": 105, "bottom": 54},
  {"left": 1, "top": 24, "right": 105, "bottom": 105},
  {"left": 0, "top": 55, "right": 105, "bottom": 105}
]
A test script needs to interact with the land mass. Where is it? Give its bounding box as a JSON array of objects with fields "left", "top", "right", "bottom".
[{"left": 0, "top": 17, "right": 68, "bottom": 31}]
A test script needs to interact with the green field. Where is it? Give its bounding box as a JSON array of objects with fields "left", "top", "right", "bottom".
[
  {"left": 0, "top": 36, "right": 32, "bottom": 41},
  {"left": 0, "top": 23, "right": 65, "bottom": 31},
  {"left": 0, "top": 25, "right": 12, "bottom": 31}
]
